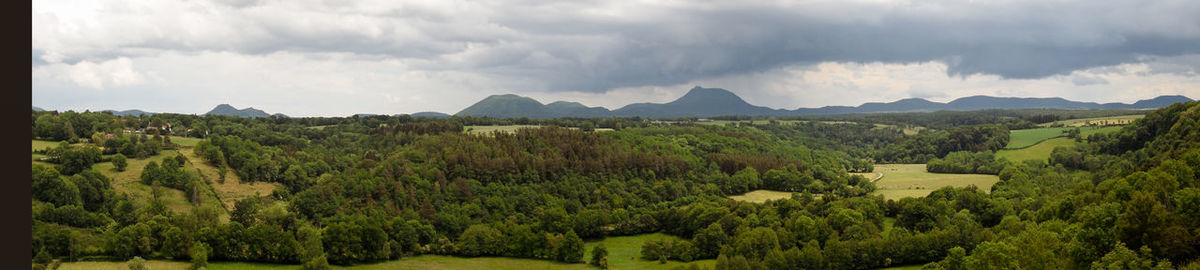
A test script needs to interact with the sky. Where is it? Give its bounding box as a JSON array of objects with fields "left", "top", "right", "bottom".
[{"left": 32, "top": 0, "right": 1200, "bottom": 117}]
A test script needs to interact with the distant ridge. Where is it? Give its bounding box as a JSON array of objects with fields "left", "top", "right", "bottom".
[
  {"left": 410, "top": 112, "right": 451, "bottom": 118},
  {"left": 455, "top": 86, "right": 1195, "bottom": 119},
  {"left": 104, "top": 109, "right": 156, "bottom": 116},
  {"left": 205, "top": 104, "right": 273, "bottom": 118},
  {"left": 32, "top": 106, "right": 44, "bottom": 111}
]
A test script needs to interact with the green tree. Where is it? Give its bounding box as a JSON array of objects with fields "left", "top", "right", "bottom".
[
  {"left": 32, "top": 165, "right": 81, "bottom": 207},
  {"left": 112, "top": 154, "right": 128, "bottom": 171},
  {"left": 590, "top": 244, "right": 608, "bottom": 267},
  {"left": 558, "top": 230, "right": 584, "bottom": 263},
  {"left": 457, "top": 224, "right": 505, "bottom": 257},
  {"left": 964, "top": 241, "right": 1019, "bottom": 270},
  {"left": 191, "top": 242, "right": 209, "bottom": 270}
]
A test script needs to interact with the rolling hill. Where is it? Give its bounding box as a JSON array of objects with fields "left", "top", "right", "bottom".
[
  {"left": 204, "top": 104, "right": 273, "bottom": 118},
  {"left": 454, "top": 86, "right": 1194, "bottom": 119}
]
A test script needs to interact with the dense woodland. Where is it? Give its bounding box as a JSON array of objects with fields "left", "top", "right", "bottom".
[{"left": 30, "top": 103, "right": 1200, "bottom": 270}]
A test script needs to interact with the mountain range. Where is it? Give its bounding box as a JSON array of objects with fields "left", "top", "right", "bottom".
[
  {"left": 205, "top": 104, "right": 288, "bottom": 118},
  {"left": 454, "top": 86, "right": 1195, "bottom": 118}
]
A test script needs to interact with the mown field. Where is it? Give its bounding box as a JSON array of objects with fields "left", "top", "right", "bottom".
[
  {"left": 60, "top": 233, "right": 711, "bottom": 270},
  {"left": 1040, "top": 114, "right": 1143, "bottom": 127},
  {"left": 870, "top": 164, "right": 999, "bottom": 201}
]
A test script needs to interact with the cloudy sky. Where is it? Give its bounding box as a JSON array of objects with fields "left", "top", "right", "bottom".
[{"left": 32, "top": 0, "right": 1200, "bottom": 117}]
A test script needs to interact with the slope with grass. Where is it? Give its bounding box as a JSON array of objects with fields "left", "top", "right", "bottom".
[
  {"left": 1005, "top": 127, "right": 1072, "bottom": 149},
  {"left": 1040, "top": 114, "right": 1144, "bottom": 127},
  {"left": 870, "top": 164, "right": 999, "bottom": 201}
]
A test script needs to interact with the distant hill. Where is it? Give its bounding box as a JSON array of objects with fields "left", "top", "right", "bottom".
[
  {"left": 32, "top": 106, "right": 45, "bottom": 111},
  {"left": 410, "top": 112, "right": 451, "bottom": 118},
  {"left": 613, "top": 87, "right": 784, "bottom": 118},
  {"left": 205, "top": 104, "right": 272, "bottom": 118},
  {"left": 453, "top": 86, "right": 1194, "bottom": 119},
  {"left": 456, "top": 94, "right": 554, "bottom": 118},
  {"left": 100, "top": 108, "right": 156, "bottom": 115}
]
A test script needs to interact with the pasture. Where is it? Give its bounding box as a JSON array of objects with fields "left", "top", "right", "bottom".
[
  {"left": 170, "top": 136, "right": 204, "bottom": 147},
  {"left": 1006, "top": 127, "right": 1072, "bottom": 149},
  {"left": 728, "top": 190, "right": 796, "bottom": 203},
  {"left": 179, "top": 148, "right": 280, "bottom": 212},
  {"left": 1040, "top": 114, "right": 1143, "bottom": 127},
  {"left": 583, "top": 233, "right": 716, "bottom": 270},
  {"left": 996, "top": 137, "right": 1077, "bottom": 163},
  {"left": 870, "top": 164, "right": 999, "bottom": 201},
  {"left": 33, "top": 139, "right": 62, "bottom": 152}
]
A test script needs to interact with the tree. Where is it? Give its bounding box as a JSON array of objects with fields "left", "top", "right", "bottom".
[
  {"left": 559, "top": 230, "right": 585, "bottom": 263},
  {"left": 590, "top": 244, "right": 608, "bottom": 268},
  {"left": 457, "top": 224, "right": 505, "bottom": 257},
  {"left": 32, "top": 165, "right": 81, "bottom": 207},
  {"left": 112, "top": 154, "right": 128, "bottom": 171},
  {"left": 191, "top": 242, "right": 210, "bottom": 270},
  {"left": 302, "top": 255, "right": 331, "bottom": 270},
  {"left": 964, "top": 241, "right": 1019, "bottom": 270}
]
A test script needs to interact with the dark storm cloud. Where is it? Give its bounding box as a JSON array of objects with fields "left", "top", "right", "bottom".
[{"left": 33, "top": 0, "right": 1200, "bottom": 92}]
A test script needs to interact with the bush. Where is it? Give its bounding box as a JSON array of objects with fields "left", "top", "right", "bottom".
[
  {"left": 127, "top": 256, "right": 148, "bottom": 270},
  {"left": 302, "top": 255, "right": 331, "bottom": 270},
  {"left": 112, "top": 154, "right": 128, "bottom": 171}
]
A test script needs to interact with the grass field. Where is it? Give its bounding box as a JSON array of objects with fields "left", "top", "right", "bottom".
[
  {"left": 1041, "top": 114, "right": 1143, "bottom": 127},
  {"left": 996, "top": 137, "right": 1078, "bottom": 163},
  {"left": 61, "top": 233, "right": 713, "bottom": 270},
  {"left": 179, "top": 147, "right": 280, "bottom": 212},
  {"left": 728, "top": 190, "right": 794, "bottom": 203},
  {"left": 870, "top": 164, "right": 999, "bottom": 201},
  {"left": 1006, "top": 127, "right": 1072, "bottom": 149},
  {"left": 583, "top": 233, "right": 715, "bottom": 270},
  {"left": 170, "top": 136, "right": 204, "bottom": 147},
  {"left": 92, "top": 149, "right": 227, "bottom": 215},
  {"left": 33, "top": 139, "right": 62, "bottom": 152}
]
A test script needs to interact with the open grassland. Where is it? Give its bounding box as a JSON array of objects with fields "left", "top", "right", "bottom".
[
  {"left": 728, "top": 190, "right": 795, "bottom": 203},
  {"left": 1081, "top": 126, "right": 1123, "bottom": 137},
  {"left": 996, "top": 137, "right": 1077, "bottom": 163},
  {"left": 169, "top": 136, "right": 203, "bottom": 147},
  {"left": 880, "top": 264, "right": 926, "bottom": 270},
  {"left": 33, "top": 139, "right": 62, "bottom": 151},
  {"left": 92, "top": 150, "right": 227, "bottom": 215},
  {"left": 870, "top": 164, "right": 998, "bottom": 201},
  {"left": 584, "top": 233, "right": 715, "bottom": 270},
  {"left": 1040, "top": 114, "right": 1144, "bottom": 127},
  {"left": 63, "top": 233, "right": 713, "bottom": 270},
  {"left": 59, "top": 260, "right": 193, "bottom": 270},
  {"left": 179, "top": 147, "right": 280, "bottom": 212},
  {"left": 1006, "top": 127, "right": 1072, "bottom": 149}
]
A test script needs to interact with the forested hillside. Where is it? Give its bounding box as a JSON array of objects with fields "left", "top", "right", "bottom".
[{"left": 30, "top": 103, "right": 1200, "bottom": 269}]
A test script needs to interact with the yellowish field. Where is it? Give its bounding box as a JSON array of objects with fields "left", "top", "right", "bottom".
[
  {"left": 1040, "top": 114, "right": 1143, "bottom": 127},
  {"left": 169, "top": 136, "right": 203, "bottom": 147},
  {"left": 179, "top": 147, "right": 280, "bottom": 212},
  {"left": 583, "top": 233, "right": 715, "bottom": 270},
  {"left": 92, "top": 149, "right": 226, "bottom": 215},
  {"left": 870, "top": 164, "right": 999, "bottom": 201},
  {"left": 58, "top": 260, "right": 193, "bottom": 270},
  {"left": 728, "top": 190, "right": 795, "bottom": 203}
]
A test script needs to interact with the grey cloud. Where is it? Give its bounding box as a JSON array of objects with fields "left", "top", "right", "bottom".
[{"left": 32, "top": 0, "right": 1200, "bottom": 93}]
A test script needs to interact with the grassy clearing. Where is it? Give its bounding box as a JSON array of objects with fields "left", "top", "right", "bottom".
[
  {"left": 1006, "top": 127, "right": 1072, "bottom": 149},
  {"left": 58, "top": 260, "right": 192, "bottom": 270},
  {"left": 870, "top": 164, "right": 999, "bottom": 201},
  {"left": 1041, "top": 114, "right": 1143, "bottom": 127},
  {"left": 33, "top": 139, "right": 62, "bottom": 152},
  {"left": 584, "top": 233, "right": 715, "bottom": 270},
  {"left": 93, "top": 150, "right": 226, "bottom": 215},
  {"left": 169, "top": 136, "right": 203, "bottom": 147},
  {"left": 179, "top": 147, "right": 280, "bottom": 212},
  {"left": 996, "top": 137, "right": 1078, "bottom": 163},
  {"left": 880, "top": 264, "right": 926, "bottom": 270},
  {"left": 728, "top": 190, "right": 795, "bottom": 203}
]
